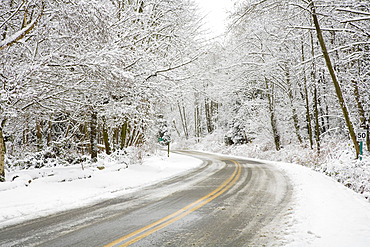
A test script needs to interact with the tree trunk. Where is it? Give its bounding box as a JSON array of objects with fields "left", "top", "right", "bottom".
[
  {"left": 212, "top": 101, "right": 219, "bottom": 127},
  {"left": 318, "top": 71, "right": 329, "bottom": 134},
  {"left": 194, "top": 104, "right": 200, "bottom": 140},
  {"left": 102, "top": 117, "right": 111, "bottom": 155},
  {"left": 112, "top": 127, "right": 118, "bottom": 152},
  {"left": 302, "top": 41, "right": 313, "bottom": 149},
  {"left": 127, "top": 124, "right": 135, "bottom": 147},
  {"left": 120, "top": 121, "right": 128, "bottom": 149},
  {"left": 285, "top": 63, "right": 303, "bottom": 144},
  {"left": 0, "top": 120, "right": 6, "bottom": 182},
  {"left": 368, "top": 116, "right": 370, "bottom": 152},
  {"left": 313, "top": 84, "right": 321, "bottom": 154},
  {"left": 97, "top": 125, "right": 102, "bottom": 147},
  {"left": 352, "top": 79, "right": 369, "bottom": 151},
  {"left": 64, "top": 122, "right": 71, "bottom": 138},
  {"left": 310, "top": 31, "right": 321, "bottom": 153},
  {"left": 310, "top": 1, "right": 359, "bottom": 158},
  {"left": 47, "top": 119, "right": 52, "bottom": 146},
  {"left": 265, "top": 78, "right": 281, "bottom": 151},
  {"left": 81, "top": 123, "right": 89, "bottom": 155},
  {"left": 183, "top": 106, "right": 189, "bottom": 138},
  {"left": 90, "top": 111, "right": 98, "bottom": 161},
  {"left": 36, "top": 121, "right": 43, "bottom": 151},
  {"left": 172, "top": 119, "right": 181, "bottom": 137},
  {"left": 23, "top": 129, "right": 26, "bottom": 145},
  {"left": 178, "top": 103, "right": 189, "bottom": 139},
  {"left": 205, "top": 99, "right": 214, "bottom": 133}
]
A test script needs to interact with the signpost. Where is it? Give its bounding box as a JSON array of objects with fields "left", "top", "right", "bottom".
[{"left": 357, "top": 129, "right": 367, "bottom": 161}]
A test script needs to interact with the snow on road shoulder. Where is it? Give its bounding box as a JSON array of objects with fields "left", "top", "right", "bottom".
[
  {"left": 0, "top": 152, "right": 203, "bottom": 229},
  {"left": 271, "top": 161, "right": 370, "bottom": 247}
]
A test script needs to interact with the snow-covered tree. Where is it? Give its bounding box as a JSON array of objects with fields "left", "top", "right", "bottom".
[
  {"left": 0, "top": 0, "right": 204, "bottom": 180},
  {"left": 0, "top": 0, "right": 45, "bottom": 181}
]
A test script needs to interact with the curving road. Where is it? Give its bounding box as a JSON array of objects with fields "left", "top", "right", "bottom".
[{"left": 0, "top": 151, "right": 292, "bottom": 246}]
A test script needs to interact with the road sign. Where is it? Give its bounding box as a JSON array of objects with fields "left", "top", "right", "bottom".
[{"left": 357, "top": 129, "right": 367, "bottom": 142}]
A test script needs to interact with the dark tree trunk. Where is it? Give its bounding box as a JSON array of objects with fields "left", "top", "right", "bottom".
[
  {"left": 102, "top": 117, "right": 111, "bottom": 155},
  {"left": 194, "top": 104, "right": 200, "bottom": 141},
  {"left": 285, "top": 63, "right": 302, "bottom": 144},
  {"left": 178, "top": 103, "right": 189, "bottom": 139},
  {"left": 205, "top": 99, "right": 214, "bottom": 134},
  {"left": 352, "top": 79, "right": 369, "bottom": 151},
  {"left": 265, "top": 78, "right": 281, "bottom": 151},
  {"left": 120, "top": 121, "right": 128, "bottom": 149},
  {"left": 0, "top": 120, "right": 6, "bottom": 182},
  {"left": 36, "top": 121, "right": 43, "bottom": 151},
  {"left": 310, "top": 31, "right": 321, "bottom": 153},
  {"left": 302, "top": 41, "right": 313, "bottom": 149},
  {"left": 313, "top": 84, "right": 321, "bottom": 154},
  {"left": 47, "top": 119, "right": 52, "bottom": 146},
  {"left": 90, "top": 111, "right": 98, "bottom": 162}
]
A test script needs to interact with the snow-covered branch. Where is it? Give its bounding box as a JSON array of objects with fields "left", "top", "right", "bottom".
[
  {"left": 299, "top": 41, "right": 370, "bottom": 66},
  {"left": 0, "top": 0, "right": 44, "bottom": 52},
  {"left": 341, "top": 17, "right": 370, "bottom": 23},
  {"left": 291, "top": 26, "right": 355, "bottom": 33},
  {"left": 336, "top": 8, "right": 370, "bottom": 16},
  {"left": 0, "top": 1, "right": 25, "bottom": 29},
  {"left": 145, "top": 54, "right": 201, "bottom": 81}
]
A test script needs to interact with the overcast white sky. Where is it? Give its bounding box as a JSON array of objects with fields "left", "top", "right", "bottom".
[{"left": 194, "top": 0, "right": 234, "bottom": 38}]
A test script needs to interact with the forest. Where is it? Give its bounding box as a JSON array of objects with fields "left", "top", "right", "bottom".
[{"left": 0, "top": 0, "right": 369, "bottom": 196}]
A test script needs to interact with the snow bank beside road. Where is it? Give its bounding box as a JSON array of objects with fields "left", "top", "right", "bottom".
[
  {"left": 273, "top": 161, "right": 370, "bottom": 247},
  {"left": 0, "top": 152, "right": 203, "bottom": 228}
]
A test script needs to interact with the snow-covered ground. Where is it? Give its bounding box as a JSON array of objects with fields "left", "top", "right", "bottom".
[
  {"left": 273, "top": 161, "right": 370, "bottom": 247},
  {"left": 1, "top": 150, "right": 370, "bottom": 246}
]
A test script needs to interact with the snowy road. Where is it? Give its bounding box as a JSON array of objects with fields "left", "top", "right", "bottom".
[{"left": 0, "top": 151, "right": 292, "bottom": 246}]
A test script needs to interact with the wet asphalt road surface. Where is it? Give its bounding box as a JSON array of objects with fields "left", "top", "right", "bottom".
[{"left": 0, "top": 151, "right": 292, "bottom": 246}]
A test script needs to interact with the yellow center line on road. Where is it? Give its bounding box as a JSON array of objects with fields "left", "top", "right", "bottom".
[{"left": 104, "top": 160, "right": 242, "bottom": 247}]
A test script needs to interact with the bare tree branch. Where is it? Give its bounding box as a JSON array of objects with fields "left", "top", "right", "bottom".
[{"left": 145, "top": 54, "right": 202, "bottom": 81}]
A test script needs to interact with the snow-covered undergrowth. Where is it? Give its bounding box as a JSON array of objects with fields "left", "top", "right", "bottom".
[{"left": 174, "top": 132, "right": 370, "bottom": 201}]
